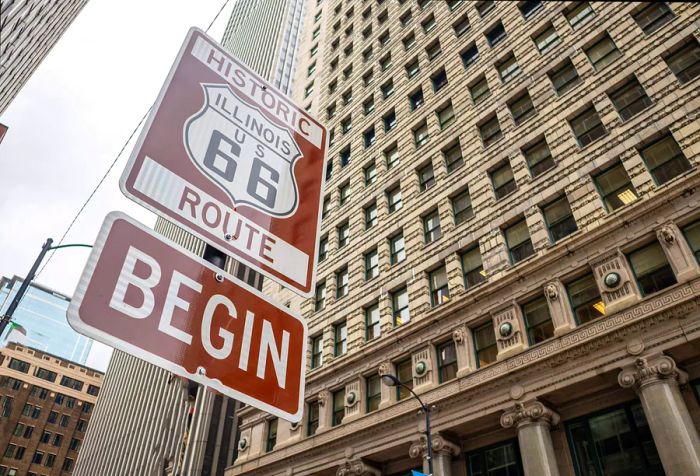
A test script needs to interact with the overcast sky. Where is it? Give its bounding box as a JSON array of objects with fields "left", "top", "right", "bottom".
[{"left": 0, "top": 0, "right": 236, "bottom": 371}]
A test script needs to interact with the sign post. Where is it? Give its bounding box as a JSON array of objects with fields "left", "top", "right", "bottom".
[{"left": 68, "top": 212, "right": 307, "bottom": 421}]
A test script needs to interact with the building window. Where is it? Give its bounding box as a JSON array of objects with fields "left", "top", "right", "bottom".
[
  {"left": 265, "top": 419, "right": 277, "bottom": 452},
  {"left": 365, "top": 248, "right": 379, "bottom": 280},
  {"left": 338, "top": 222, "right": 350, "bottom": 249},
  {"left": 491, "top": 162, "right": 517, "bottom": 199},
  {"left": 8, "top": 358, "right": 30, "bottom": 373},
  {"left": 566, "top": 273, "right": 605, "bottom": 325},
  {"left": 340, "top": 146, "right": 351, "bottom": 167},
  {"left": 585, "top": 33, "right": 621, "bottom": 71},
  {"left": 566, "top": 402, "right": 663, "bottom": 476},
  {"left": 365, "top": 202, "right": 378, "bottom": 229},
  {"left": 396, "top": 359, "right": 413, "bottom": 400},
  {"left": 497, "top": 53, "right": 521, "bottom": 83},
  {"left": 342, "top": 89, "right": 353, "bottom": 105},
  {"left": 59, "top": 414, "right": 68, "bottom": 426},
  {"left": 533, "top": 24, "right": 560, "bottom": 54},
  {"left": 341, "top": 117, "right": 352, "bottom": 135},
  {"left": 476, "top": 0, "right": 495, "bottom": 18},
  {"left": 461, "top": 246, "right": 486, "bottom": 289},
  {"left": 485, "top": 21, "right": 506, "bottom": 47},
  {"left": 473, "top": 322, "right": 497, "bottom": 368},
  {"left": 334, "top": 320, "right": 347, "bottom": 356},
  {"left": 608, "top": 77, "right": 652, "bottom": 121},
  {"left": 366, "top": 374, "right": 381, "bottom": 413},
  {"left": 87, "top": 384, "right": 100, "bottom": 397},
  {"left": 523, "top": 138, "right": 555, "bottom": 178},
  {"left": 365, "top": 303, "right": 381, "bottom": 341},
  {"left": 437, "top": 102, "right": 456, "bottom": 129},
  {"left": 52, "top": 433, "right": 62, "bottom": 446},
  {"left": 418, "top": 162, "right": 435, "bottom": 191},
  {"left": 343, "top": 65, "right": 353, "bottom": 80},
  {"left": 405, "top": 58, "right": 420, "bottom": 78},
  {"left": 390, "top": 233, "right": 406, "bottom": 265},
  {"left": 423, "top": 210, "right": 442, "bottom": 244},
  {"left": 633, "top": 2, "right": 674, "bottom": 34},
  {"left": 628, "top": 241, "right": 677, "bottom": 296},
  {"left": 426, "top": 40, "right": 442, "bottom": 60},
  {"left": 436, "top": 341, "right": 457, "bottom": 383},
  {"left": 429, "top": 266, "right": 450, "bottom": 307},
  {"left": 363, "top": 95, "right": 375, "bottom": 115},
  {"left": 467, "top": 440, "right": 523, "bottom": 475},
  {"left": 594, "top": 162, "right": 638, "bottom": 211},
  {"left": 315, "top": 282, "right": 326, "bottom": 311},
  {"left": 379, "top": 30, "right": 390, "bottom": 46},
  {"left": 409, "top": 88, "right": 424, "bottom": 110},
  {"left": 310, "top": 44, "right": 319, "bottom": 57},
  {"left": 311, "top": 334, "right": 323, "bottom": 368},
  {"left": 505, "top": 219, "right": 534, "bottom": 264},
  {"left": 431, "top": 69, "right": 448, "bottom": 92},
  {"left": 332, "top": 389, "right": 345, "bottom": 426},
  {"left": 452, "top": 189, "right": 474, "bottom": 225},
  {"left": 363, "top": 127, "right": 376, "bottom": 149},
  {"left": 48, "top": 411, "right": 58, "bottom": 424},
  {"left": 63, "top": 458, "right": 75, "bottom": 472},
  {"left": 403, "top": 32, "right": 416, "bottom": 51},
  {"left": 508, "top": 91, "right": 536, "bottom": 125},
  {"left": 383, "top": 109, "right": 397, "bottom": 132},
  {"left": 522, "top": 295, "right": 554, "bottom": 344},
  {"left": 363, "top": 69, "right": 374, "bottom": 86},
  {"left": 564, "top": 1, "right": 595, "bottom": 30},
  {"left": 307, "top": 401, "right": 320, "bottom": 436},
  {"left": 364, "top": 162, "right": 377, "bottom": 185},
  {"left": 664, "top": 38, "right": 700, "bottom": 84},
  {"left": 461, "top": 43, "right": 479, "bottom": 69},
  {"left": 569, "top": 106, "right": 606, "bottom": 147},
  {"left": 381, "top": 79, "right": 394, "bottom": 99},
  {"left": 380, "top": 53, "right": 392, "bottom": 71},
  {"left": 480, "top": 115, "right": 502, "bottom": 147},
  {"left": 392, "top": 287, "right": 410, "bottom": 326},
  {"left": 683, "top": 221, "right": 700, "bottom": 264},
  {"left": 336, "top": 267, "right": 349, "bottom": 299},
  {"left": 318, "top": 236, "right": 328, "bottom": 262},
  {"left": 443, "top": 141, "right": 464, "bottom": 173},
  {"left": 542, "top": 196, "right": 577, "bottom": 242},
  {"left": 453, "top": 13, "right": 470, "bottom": 37},
  {"left": 339, "top": 183, "right": 351, "bottom": 206},
  {"left": 70, "top": 438, "right": 81, "bottom": 451},
  {"left": 304, "top": 83, "right": 314, "bottom": 98},
  {"left": 76, "top": 419, "right": 87, "bottom": 432},
  {"left": 640, "top": 134, "right": 691, "bottom": 185},
  {"left": 414, "top": 122, "right": 430, "bottom": 148},
  {"left": 469, "top": 75, "right": 491, "bottom": 105},
  {"left": 421, "top": 14, "right": 436, "bottom": 33},
  {"left": 1, "top": 396, "right": 12, "bottom": 417},
  {"left": 520, "top": 0, "right": 543, "bottom": 19},
  {"left": 548, "top": 59, "right": 582, "bottom": 95},
  {"left": 400, "top": 9, "right": 412, "bottom": 27},
  {"left": 387, "top": 186, "right": 402, "bottom": 213},
  {"left": 385, "top": 145, "right": 400, "bottom": 169}
]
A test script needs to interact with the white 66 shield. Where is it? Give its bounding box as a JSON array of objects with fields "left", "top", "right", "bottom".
[{"left": 184, "top": 84, "right": 301, "bottom": 217}]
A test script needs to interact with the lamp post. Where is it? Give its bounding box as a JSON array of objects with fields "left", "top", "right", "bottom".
[
  {"left": 0, "top": 238, "right": 92, "bottom": 337},
  {"left": 381, "top": 374, "right": 434, "bottom": 476}
]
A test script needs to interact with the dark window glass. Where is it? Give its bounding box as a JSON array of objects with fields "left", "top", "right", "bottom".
[
  {"left": 565, "top": 2, "right": 595, "bottom": 30},
  {"left": 567, "top": 273, "right": 605, "bottom": 325},
  {"left": 548, "top": 59, "right": 581, "bottom": 95},
  {"left": 390, "top": 234, "right": 406, "bottom": 265},
  {"left": 508, "top": 92, "right": 536, "bottom": 125},
  {"left": 363, "top": 96, "right": 375, "bottom": 115},
  {"left": 405, "top": 58, "right": 419, "bottom": 77},
  {"left": 664, "top": 38, "right": 700, "bottom": 84},
  {"left": 608, "top": 78, "right": 652, "bottom": 121},
  {"left": 334, "top": 321, "right": 347, "bottom": 356},
  {"left": 470, "top": 76, "right": 490, "bottom": 105},
  {"left": 585, "top": 34, "right": 621, "bottom": 71},
  {"left": 311, "top": 334, "right": 323, "bottom": 368},
  {"left": 418, "top": 163, "right": 435, "bottom": 191},
  {"left": 570, "top": 106, "right": 606, "bottom": 147},
  {"left": 594, "top": 163, "right": 638, "bottom": 211},
  {"left": 386, "top": 145, "right": 400, "bottom": 168},
  {"left": 365, "top": 202, "right": 378, "bottom": 229},
  {"left": 505, "top": 220, "right": 534, "bottom": 264},
  {"left": 461, "top": 247, "right": 486, "bottom": 290},
  {"left": 429, "top": 266, "right": 450, "bottom": 307},
  {"left": 491, "top": 162, "right": 517, "bottom": 199},
  {"left": 520, "top": 0, "right": 543, "bottom": 19},
  {"left": 467, "top": 440, "right": 523, "bottom": 475},
  {"left": 396, "top": 359, "right": 413, "bottom": 401},
  {"left": 387, "top": 186, "right": 402, "bottom": 213},
  {"left": 9, "top": 358, "right": 30, "bottom": 373},
  {"left": 476, "top": 0, "right": 495, "bottom": 18},
  {"left": 431, "top": 69, "right": 448, "bottom": 92},
  {"left": 409, "top": 88, "right": 424, "bottom": 110},
  {"left": 683, "top": 220, "right": 700, "bottom": 264},
  {"left": 437, "top": 103, "right": 456, "bottom": 129},
  {"left": 453, "top": 13, "right": 470, "bottom": 37},
  {"left": 336, "top": 267, "right": 349, "bottom": 298},
  {"left": 628, "top": 241, "right": 677, "bottom": 296},
  {"left": 640, "top": 134, "right": 691, "bottom": 184},
  {"left": 366, "top": 374, "right": 381, "bottom": 413},
  {"left": 392, "top": 287, "right": 410, "bottom": 326},
  {"left": 461, "top": 44, "right": 479, "bottom": 69},
  {"left": 307, "top": 401, "right": 320, "bottom": 436},
  {"left": 543, "top": 196, "right": 577, "bottom": 242},
  {"left": 314, "top": 282, "right": 326, "bottom": 311},
  {"left": 366, "top": 303, "right": 381, "bottom": 341},
  {"left": 340, "top": 146, "right": 351, "bottom": 167},
  {"left": 365, "top": 248, "right": 379, "bottom": 280},
  {"left": 363, "top": 127, "right": 376, "bottom": 148},
  {"left": 523, "top": 138, "right": 555, "bottom": 177},
  {"left": 87, "top": 385, "right": 100, "bottom": 397},
  {"left": 566, "top": 402, "right": 663, "bottom": 476},
  {"left": 473, "top": 322, "right": 497, "bottom": 368},
  {"left": 436, "top": 341, "right": 457, "bottom": 383},
  {"left": 633, "top": 2, "right": 674, "bottom": 34},
  {"left": 443, "top": 141, "right": 464, "bottom": 173},
  {"left": 522, "top": 296, "right": 554, "bottom": 344},
  {"left": 338, "top": 221, "right": 350, "bottom": 248},
  {"left": 339, "top": 183, "right": 350, "bottom": 206},
  {"left": 497, "top": 54, "right": 520, "bottom": 83},
  {"left": 534, "top": 24, "right": 560, "bottom": 54},
  {"left": 480, "top": 115, "right": 502, "bottom": 147},
  {"left": 332, "top": 389, "right": 345, "bottom": 426},
  {"left": 486, "top": 21, "right": 506, "bottom": 47},
  {"left": 364, "top": 162, "right": 377, "bottom": 185},
  {"left": 423, "top": 210, "right": 442, "bottom": 244},
  {"left": 452, "top": 189, "right": 474, "bottom": 225},
  {"left": 318, "top": 236, "right": 328, "bottom": 262},
  {"left": 265, "top": 419, "right": 277, "bottom": 452},
  {"left": 414, "top": 122, "right": 430, "bottom": 148}
]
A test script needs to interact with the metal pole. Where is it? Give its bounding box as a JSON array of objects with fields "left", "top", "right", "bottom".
[
  {"left": 423, "top": 402, "right": 434, "bottom": 476},
  {"left": 0, "top": 238, "right": 53, "bottom": 336}
]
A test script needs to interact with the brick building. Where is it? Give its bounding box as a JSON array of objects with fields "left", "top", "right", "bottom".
[
  {"left": 229, "top": 1, "right": 700, "bottom": 476},
  {"left": 0, "top": 343, "right": 103, "bottom": 475}
]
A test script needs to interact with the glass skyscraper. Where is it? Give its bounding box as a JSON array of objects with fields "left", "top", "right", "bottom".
[{"left": 0, "top": 275, "right": 93, "bottom": 364}]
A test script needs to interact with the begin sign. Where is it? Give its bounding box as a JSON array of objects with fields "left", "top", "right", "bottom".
[{"left": 67, "top": 212, "right": 307, "bottom": 421}]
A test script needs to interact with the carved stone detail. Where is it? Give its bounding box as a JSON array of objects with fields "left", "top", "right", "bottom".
[
  {"left": 378, "top": 361, "right": 392, "bottom": 377},
  {"left": 500, "top": 400, "right": 560, "bottom": 429},
  {"left": 409, "top": 433, "right": 460, "bottom": 459},
  {"left": 318, "top": 390, "right": 329, "bottom": 407},
  {"left": 545, "top": 283, "right": 559, "bottom": 301},
  {"left": 336, "top": 458, "right": 381, "bottom": 476},
  {"left": 618, "top": 354, "right": 688, "bottom": 390},
  {"left": 658, "top": 225, "right": 676, "bottom": 244},
  {"left": 452, "top": 327, "right": 465, "bottom": 343}
]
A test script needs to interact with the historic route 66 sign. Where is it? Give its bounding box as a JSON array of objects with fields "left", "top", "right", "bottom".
[
  {"left": 120, "top": 28, "right": 328, "bottom": 297},
  {"left": 185, "top": 84, "right": 301, "bottom": 217}
]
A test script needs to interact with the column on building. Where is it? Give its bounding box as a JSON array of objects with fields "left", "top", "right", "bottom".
[
  {"left": 500, "top": 400, "right": 560, "bottom": 476},
  {"left": 656, "top": 223, "right": 700, "bottom": 283},
  {"left": 336, "top": 458, "right": 381, "bottom": 476},
  {"left": 409, "top": 433, "right": 460, "bottom": 476},
  {"left": 542, "top": 280, "right": 577, "bottom": 336},
  {"left": 618, "top": 354, "right": 700, "bottom": 476}
]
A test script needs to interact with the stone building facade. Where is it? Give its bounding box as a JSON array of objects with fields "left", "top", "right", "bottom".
[
  {"left": 228, "top": 1, "right": 700, "bottom": 476},
  {"left": 0, "top": 343, "right": 103, "bottom": 475}
]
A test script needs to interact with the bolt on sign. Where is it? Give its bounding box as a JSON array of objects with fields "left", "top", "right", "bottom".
[
  {"left": 120, "top": 27, "right": 328, "bottom": 297},
  {"left": 67, "top": 212, "right": 307, "bottom": 421}
]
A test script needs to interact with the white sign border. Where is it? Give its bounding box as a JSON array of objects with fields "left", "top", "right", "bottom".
[{"left": 66, "top": 211, "right": 308, "bottom": 423}]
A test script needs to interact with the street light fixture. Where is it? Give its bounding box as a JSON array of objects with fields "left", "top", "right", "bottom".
[{"left": 381, "top": 374, "right": 434, "bottom": 476}]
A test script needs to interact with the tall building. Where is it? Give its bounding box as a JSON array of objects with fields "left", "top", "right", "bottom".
[
  {"left": 0, "top": 276, "right": 93, "bottom": 365},
  {"left": 74, "top": 3, "right": 307, "bottom": 474},
  {"left": 0, "top": 342, "right": 103, "bottom": 475},
  {"left": 0, "top": 0, "right": 89, "bottom": 114},
  {"left": 229, "top": 2, "right": 700, "bottom": 476}
]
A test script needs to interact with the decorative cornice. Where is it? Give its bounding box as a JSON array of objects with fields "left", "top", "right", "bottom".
[
  {"left": 500, "top": 400, "right": 560, "bottom": 429},
  {"left": 408, "top": 433, "right": 460, "bottom": 458},
  {"left": 335, "top": 458, "right": 381, "bottom": 476},
  {"left": 618, "top": 354, "right": 688, "bottom": 391}
]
